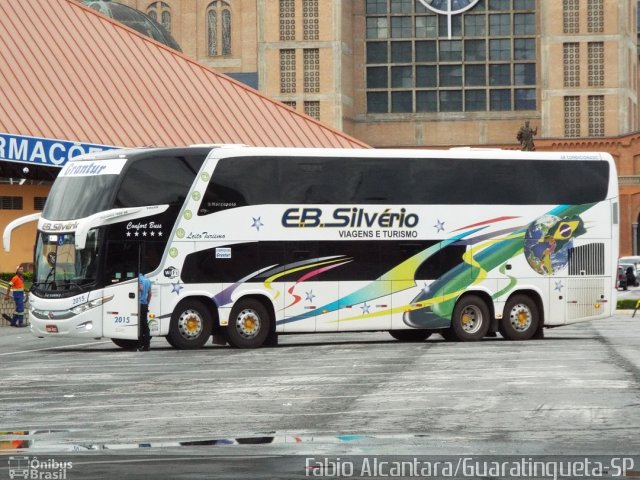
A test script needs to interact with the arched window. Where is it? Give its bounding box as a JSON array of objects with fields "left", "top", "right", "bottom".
[
  {"left": 207, "top": 1, "right": 232, "bottom": 57},
  {"left": 161, "top": 10, "right": 171, "bottom": 33},
  {"left": 147, "top": 2, "right": 172, "bottom": 33},
  {"left": 207, "top": 9, "right": 217, "bottom": 56},
  {"left": 222, "top": 8, "right": 231, "bottom": 55}
]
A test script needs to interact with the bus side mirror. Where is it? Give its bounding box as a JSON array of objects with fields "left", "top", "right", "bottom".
[{"left": 3, "top": 213, "right": 41, "bottom": 252}]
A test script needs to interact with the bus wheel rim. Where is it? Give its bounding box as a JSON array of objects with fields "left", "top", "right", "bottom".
[
  {"left": 509, "top": 303, "right": 532, "bottom": 332},
  {"left": 460, "top": 305, "right": 482, "bottom": 334},
  {"left": 235, "top": 309, "right": 261, "bottom": 339},
  {"left": 178, "top": 309, "right": 203, "bottom": 339}
]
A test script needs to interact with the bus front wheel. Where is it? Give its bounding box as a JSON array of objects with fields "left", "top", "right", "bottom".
[
  {"left": 450, "top": 295, "right": 490, "bottom": 341},
  {"left": 500, "top": 294, "right": 539, "bottom": 341},
  {"left": 389, "top": 329, "right": 431, "bottom": 342},
  {"left": 168, "top": 300, "right": 213, "bottom": 349},
  {"left": 226, "top": 299, "right": 271, "bottom": 349}
]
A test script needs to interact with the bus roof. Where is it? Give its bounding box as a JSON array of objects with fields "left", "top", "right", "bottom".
[
  {"left": 68, "top": 145, "right": 616, "bottom": 170},
  {"left": 204, "top": 145, "right": 614, "bottom": 163}
]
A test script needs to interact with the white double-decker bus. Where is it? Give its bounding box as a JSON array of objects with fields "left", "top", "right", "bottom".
[{"left": 4, "top": 146, "right": 619, "bottom": 349}]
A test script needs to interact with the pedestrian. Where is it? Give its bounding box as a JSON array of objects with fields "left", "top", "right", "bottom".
[
  {"left": 138, "top": 273, "right": 152, "bottom": 351},
  {"left": 626, "top": 265, "right": 636, "bottom": 287},
  {"left": 3, "top": 266, "right": 26, "bottom": 327}
]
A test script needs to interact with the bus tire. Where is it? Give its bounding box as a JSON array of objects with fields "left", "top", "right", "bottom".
[
  {"left": 450, "top": 295, "right": 490, "bottom": 341},
  {"left": 389, "top": 329, "right": 431, "bottom": 342},
  {"left": 226, "top": 299, "right": 271, "bottom": 349},
  {"left": 500, "top": 294, "right": 539, "bottom": 341},
  {"left": 111, "top": 338, "right": 140, "bottom": 350},
  {"left": 168, "top": 299, "right": 213, "bottom": 349}
]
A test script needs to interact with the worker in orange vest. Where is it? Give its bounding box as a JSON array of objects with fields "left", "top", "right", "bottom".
[{"left": 3, "top": 266, "right": 26, "bottom": 327}]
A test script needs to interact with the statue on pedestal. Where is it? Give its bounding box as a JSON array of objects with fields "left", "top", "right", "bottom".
[{"left": 517, "top": 121, "right": 538, "bottom": 151}]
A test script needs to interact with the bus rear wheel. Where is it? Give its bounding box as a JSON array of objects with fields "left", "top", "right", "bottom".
[
  {"left": 450, "top": 295, "right": 490, "bottom": 341},
  {"left": 226, "top": 299, "right": 271, "bottom": 349},
  {"left": 111, "top": 338, "right": 140, "bottom": 350},
  {"left": 500, "top": 294, "right": 539, "bottom": 341},
  {"left": 168, "top": 300, "right": 213, "bottom": 349},
  {"left": 389, "top": 329, "right": 431, "bottom": 342}
]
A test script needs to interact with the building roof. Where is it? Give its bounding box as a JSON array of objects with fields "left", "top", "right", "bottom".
[{"left": 0, "top": 0, "right": 368, "bottom": 150}]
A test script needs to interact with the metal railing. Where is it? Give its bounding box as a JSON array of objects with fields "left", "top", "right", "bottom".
[{"left": 618, "top": 176, "right": 640, "bottom": 186}]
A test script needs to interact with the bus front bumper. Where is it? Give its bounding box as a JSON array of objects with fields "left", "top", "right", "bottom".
[{"left": 29, "top": 310, "right": 101, "bottom": 337}]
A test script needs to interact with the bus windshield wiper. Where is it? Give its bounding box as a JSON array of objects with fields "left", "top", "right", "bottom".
[{"left": 44, "top": 266, "right": 56, "bottom": 284}]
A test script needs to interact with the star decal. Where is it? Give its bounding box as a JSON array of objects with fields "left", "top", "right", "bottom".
[
  {"left": 305, "top": 290, "right": 316, "bottom": 302},
  {"left": 434, "top": 219, "right": 445, "bottom": 232},
  {"left": 171, "top": 282, "right": 184, "bottom": 295},
  {"left": 251, "top": 217, "right": 264, "bottom": 231},
  {"left": 554, "top": 281, "right": 564, "bottom": 292},
  {"left": 126, "top": 230, "right": 163, "bottom": 238},
  {"left": 360, "top": 302, "right": 371, "bottom": 315}
]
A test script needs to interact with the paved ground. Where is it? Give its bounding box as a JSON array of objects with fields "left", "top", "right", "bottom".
[{"left": 0, "top": 313, "right": 639, "bottom": 478}]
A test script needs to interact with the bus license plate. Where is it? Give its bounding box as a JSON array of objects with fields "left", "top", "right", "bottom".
[{"left": 46, "top": 325, "right": 58, "bottom": 333}]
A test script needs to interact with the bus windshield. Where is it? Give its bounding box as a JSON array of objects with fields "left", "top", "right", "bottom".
[
  {"left": 42, "top": 175, "right": 119, "bottom": 221},
  {"left": 33, "top": 228, "right": 102, "bottom": 293}
]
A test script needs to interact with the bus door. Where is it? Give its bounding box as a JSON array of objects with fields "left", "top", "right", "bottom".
[{"left": 101, "top": 241, "right": 141, "bottom": 340}]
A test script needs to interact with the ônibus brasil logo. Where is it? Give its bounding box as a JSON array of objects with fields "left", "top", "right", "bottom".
[{"left": 8, "top": 456, "right": 73, "bottom": 479}]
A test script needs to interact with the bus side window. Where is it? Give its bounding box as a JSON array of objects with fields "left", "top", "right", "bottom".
[
  {"left": 292, "top": 250, "right": 312, "bottom": 260},
  {"left": 350, "top": 165, "right": 407, "bottom": 203},
  {"left": 415, "top": 245, "right": 467, "bottom": 280},
  {"left": 198, "top": 182, "right": 247, "bottom": 215},
  {"left": 104, "top": 242, "right": 139, "bottom": 284},
  {"left": 302, "top": 184, "right": 335, "bottom": 204},
  {"left": 115, "top": 156, "right": 199, "bottom": 208}
]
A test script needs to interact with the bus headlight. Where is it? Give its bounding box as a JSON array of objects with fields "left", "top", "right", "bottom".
[{"left": 71, "top": 295, "right": 114, "bottom": 315}]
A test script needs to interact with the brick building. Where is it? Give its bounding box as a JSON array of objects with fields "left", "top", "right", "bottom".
[{"left": 4, "top": 0, "right": 640, "bottom": 262}]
